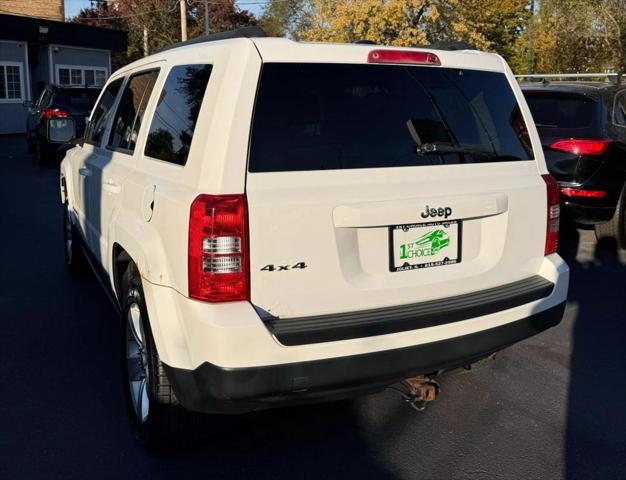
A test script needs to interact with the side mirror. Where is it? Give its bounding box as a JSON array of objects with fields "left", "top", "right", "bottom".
[{"left": 48, "top": 118, "right": 76, "bottom": 144}]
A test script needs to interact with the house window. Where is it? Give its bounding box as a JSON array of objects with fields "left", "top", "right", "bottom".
[
  {"left": 0, "top": 63, "right": 23, "bottom": 101},
  {"left": 57, "top": 65, "right": 108, "bottom": 87}
]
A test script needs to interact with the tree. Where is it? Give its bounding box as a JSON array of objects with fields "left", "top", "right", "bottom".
[
  {"left": 187, "top": 0, "right": 257, "bottom": 38},
  {"left": 71, "top": 0, "right": 124, "bottom": 29},
  {"left": 597, "top": 0, "right": 626, "bottom": 75},
  {"left": 511, "top": 0, "right": 609, "bottom": 73},
  {"left": 295, "top": 0, "right": 530, "bottom": 54},
  {"left": 298, "top": 0, "right": 431, "bottom": 46},
  {"left": 72, "top": 0, "right": 257, "bottom": 66},
  {"left": 428, "top": 0, "right": 530, "bottom": 60},
  {"left": 259, "top": 0, "right": 309, "bottom": 37}
]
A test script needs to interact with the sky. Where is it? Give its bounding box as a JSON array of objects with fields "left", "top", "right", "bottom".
[{"left": 63, "top": 0, "right": 265, "bottom": 20}]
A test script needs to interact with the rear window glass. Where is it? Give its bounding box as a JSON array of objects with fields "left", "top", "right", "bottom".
[
  {"left": 249, "top": 64, "right": 533, "bottom": 173},
  {"left": 54, "top": 91, "right": 100, "bottom": 111},
  {"left": 524, "top": 91, "right": 600, "bottom": 134}
]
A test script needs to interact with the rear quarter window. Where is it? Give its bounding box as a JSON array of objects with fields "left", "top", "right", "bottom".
[
  {"left": 249, "top": 63, "right": 534, "bottom": 173},
  {"left": 144, "top": 64, "right": 212, "bottom": 166}
]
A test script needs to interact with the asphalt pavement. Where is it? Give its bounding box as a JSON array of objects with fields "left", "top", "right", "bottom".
[{"left": 0, "top": 135, "right": 624, "bottom": 480}]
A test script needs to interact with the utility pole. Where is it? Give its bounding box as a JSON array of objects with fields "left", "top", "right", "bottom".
[
  {"left": 204, "top": 0, "right": 210, "bottom": 35},
  {"left": 527, "top": 0, "right": 536, "bottom": 75},
  {"left": 180, "top": 0, "right": 188, "bottom": 42},
  {"left": 143, "top": 26, "right": 149, "bottom": 56}
]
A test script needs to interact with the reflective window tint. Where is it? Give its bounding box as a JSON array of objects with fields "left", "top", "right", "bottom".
[
  {"left": 85, "top": 78, "right": 123, "bottom": 145},
  {"left": 145, "top": 64, "right": 212, "bottom": 165},
  {"left": 249, "top": 64, "right": 533, "bottom": 172},
  {"left": 108, "top": 70, "right": 159, "bottom": 152}
]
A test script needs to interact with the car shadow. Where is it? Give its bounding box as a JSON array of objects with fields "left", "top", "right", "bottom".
[{"left": 559, "top": 225, "right": 626, "bottom": 479}]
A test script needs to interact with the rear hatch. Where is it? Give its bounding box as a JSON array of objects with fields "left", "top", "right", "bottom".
[
  {"left": 523, "top": 90, "right": 609, "bottom": 184},
  {"left": 246, "top": 57, "right": 547, "bottom": 319},
  {"left": 53, "top": 90, "right": 101, "bottom": 136}
]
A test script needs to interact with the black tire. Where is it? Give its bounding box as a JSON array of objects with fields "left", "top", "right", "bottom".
[
  {"left": 120, "top": 263, "right": 202, "bottom": 449},
  {"left": 63, "top": 203, "right": 86, "bottom": 275},
  {"left": 595, "top": 186, "right": 626, "bottom": 249}
]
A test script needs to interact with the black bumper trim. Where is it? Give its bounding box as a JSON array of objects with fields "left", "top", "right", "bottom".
[
  {"left": 163, "top": 301, "right": 565, "bottom": 414},
  {"left": 563, "top": 201, "right": 616, "bottom": 225},
  {"left": 266, "top": 275, "right": 554, "bottom": 346}
]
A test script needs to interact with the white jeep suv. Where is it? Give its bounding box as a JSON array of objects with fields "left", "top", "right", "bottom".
[{"left": 60, "top": 27, "right": 569, "bottom": 446}]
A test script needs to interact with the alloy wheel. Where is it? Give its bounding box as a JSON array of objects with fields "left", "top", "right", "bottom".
[{"left": 126, "top": 300, "right": 150, "bottom": 424}]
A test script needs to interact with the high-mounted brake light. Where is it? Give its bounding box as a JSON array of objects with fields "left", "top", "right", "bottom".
[
  {"left": 561, "top": 188, "right": 607, "bottom": 199},
  {"left": 188, "top": 194, "right": 249, "bottom": 302},
  {"left": 543, "top": 174, "right": 560, "bottom": 256},
  {"left": 42, "top": 108, "right": 70, "bottom": 120},
  {"left": 367, "top": 49, "right": 441, "bottom": 66},
  {"left": 549, "top": 139, "right": 611, "bottom": 157}
]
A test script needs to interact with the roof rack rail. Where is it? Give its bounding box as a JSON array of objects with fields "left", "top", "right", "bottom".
[
  {"left": 515, "top": 73, "right": 619, "bottom": 80},
  {"left": 158, "top": 26, "right": 268, "bottom": 53}
]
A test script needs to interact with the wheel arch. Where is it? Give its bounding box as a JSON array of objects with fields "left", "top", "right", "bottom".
[
  {"left": 112, "top": 243, "right": 133, "bottom": 304},
  {"left": 59, "top": 153, "right": 75, "bottom": 207},
  {"left": 111, "top": 240, "right": 193, "bottom": 369}
]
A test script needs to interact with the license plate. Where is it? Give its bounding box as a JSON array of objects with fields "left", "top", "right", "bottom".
[{"left": 389, "top": 221, "right": 462, "bottom": 272}]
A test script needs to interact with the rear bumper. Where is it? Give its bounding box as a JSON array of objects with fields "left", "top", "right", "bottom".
[
  {"left": 563, "top": 200, "right": 616, "bottom": 225},
  {"left": 164, "top": 302, "right": 566, "bottom": 414}
]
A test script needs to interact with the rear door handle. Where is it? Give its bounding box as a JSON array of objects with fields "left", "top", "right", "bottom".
[
  {"left": 79, "top": 167, "right": 91, "bottom": 177},
  {"left": 103, "top": 180, "right": 121, "bottom": 194}
]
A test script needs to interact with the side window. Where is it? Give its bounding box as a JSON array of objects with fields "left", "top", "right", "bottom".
[
  {"left": 85, "top": 78, "right": 123, "bottom": 146},
  {"left": 108, "top": 69, "right": 159, "bottom": 153},
  {"left": 144, "top": 64, "right": 212, "bottom": 165},
  {"left": 614, "top": 92, "right": 626, "bottom": 127}
]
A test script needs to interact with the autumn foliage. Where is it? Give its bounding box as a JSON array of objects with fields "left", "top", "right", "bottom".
[{"left": 74, "top": 0, "right": 626, "bottom": 75}]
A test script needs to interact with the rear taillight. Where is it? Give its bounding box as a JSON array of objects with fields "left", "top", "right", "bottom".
[
  {"left": 543, "top": 174, "right": 560, "bottom": 255},
  {"left": 367, "top": 49, "right": 441, "bottom": 66},
  {"left": 188, "top": 194, "right": 249, "bottom": 302},
  {"left": 549, "top": 139, "right": 611, "bottom": 157},
  {"left": 42, "top": 108, "right": 70, "bottom": 120},
  {"left": 561, "top": 187, "right": 607, "bottom": 199}
]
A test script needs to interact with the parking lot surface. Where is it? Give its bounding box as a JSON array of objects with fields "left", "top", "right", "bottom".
[{"left": 0, "top": 135, "right": 624, "bottom": 480}]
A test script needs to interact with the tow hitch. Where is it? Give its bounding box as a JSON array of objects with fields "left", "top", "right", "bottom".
[{"left": 389, "top": 375, "right": 440, "bottom": 411}]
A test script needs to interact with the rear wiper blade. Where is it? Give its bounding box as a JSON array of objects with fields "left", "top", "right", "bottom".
[{"left": 415, "top": 142, "right": 495, "bottom": 157}]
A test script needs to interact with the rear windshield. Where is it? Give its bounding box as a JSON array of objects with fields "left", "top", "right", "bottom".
[
  {"left": 248, "top": 63, "right": 533, "bottom": 173},
  {"left": 53, "top": 91, "right": 100, "bottom": 111},
  {"left": 523, "top": 91, "right": 600, "bottom": 137}
]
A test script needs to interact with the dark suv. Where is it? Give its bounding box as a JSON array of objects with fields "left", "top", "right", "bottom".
[
  {"left": 26, "top": 85, "right": 101, "bottom": 163},
  {"left": 521, "top": 81, "right": 626, "bottom": 246}
]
